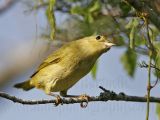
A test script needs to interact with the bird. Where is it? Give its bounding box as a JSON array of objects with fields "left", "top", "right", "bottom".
[{"left": 14, "top": 35, "right": 115, "bottom": 106}]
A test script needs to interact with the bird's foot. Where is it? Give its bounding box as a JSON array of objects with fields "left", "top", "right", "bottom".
[
  {"left": 77, "top": 94, "right": 90, "bottom": 108},
  {"left": 54, "top": 95, "right": 63, "bottom": 106}
]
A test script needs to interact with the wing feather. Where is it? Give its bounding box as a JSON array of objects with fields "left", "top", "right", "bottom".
[
  {"left": 30, "top": 41, "right": 73, "bottom": 78},
  {"left": 30, "top": 50, "right": 62, "bottom": 78}
]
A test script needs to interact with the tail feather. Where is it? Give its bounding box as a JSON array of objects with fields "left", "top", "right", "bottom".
[{"left": 14, "top": 80, "right": 34, "bottom": 91}]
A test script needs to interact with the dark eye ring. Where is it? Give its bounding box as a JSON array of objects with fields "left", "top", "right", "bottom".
[{"left": 96, "top": 35, "right": 101, "bottom": 40}]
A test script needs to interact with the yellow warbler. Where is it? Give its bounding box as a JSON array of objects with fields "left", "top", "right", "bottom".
[{"left": 14, "top": 35, "right": 115, "bottom": 98}]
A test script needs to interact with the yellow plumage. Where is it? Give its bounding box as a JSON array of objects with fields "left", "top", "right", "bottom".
[{"left": 14, "top": 35, "right": 115, "bottom": 96}]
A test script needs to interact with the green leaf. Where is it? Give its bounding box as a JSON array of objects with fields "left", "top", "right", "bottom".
[
  {"left": 91, "top": 61, "right": 98, "bottom": 79},
  {"left": 126, "top": 18, "right": 139, "bottom": 49},
  {"left": 46, "top": 0, "right": 56, "bottom": 40},
  {"left": 121, "top": 49, "right": 137, "bottom": 77},
  {"left": 88, "top": 0, "right": 101, "bottom": 13},
  {"left": 156, "top": 104, "right": 160, "bottom": 120},
  {"left": 134, "top": 33, "right": 145, "bottom": 46},
  {"left": 86, "top": 13, "right": 94, "bottom": 23},
  {"left": 129, "top": 26, "right": 136, "bottom": 49},
  {"left": 154, "top": 42, "right": 160, "bottom": 78}
]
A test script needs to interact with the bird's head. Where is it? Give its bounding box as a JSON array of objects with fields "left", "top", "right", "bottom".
[{"left": 78, "top": 35, "right": 115, "bottom": 56}]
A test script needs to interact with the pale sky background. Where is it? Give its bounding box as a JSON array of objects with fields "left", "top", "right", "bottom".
[{"left": 0, "top": 2, "right": 160, "bottom": 120}]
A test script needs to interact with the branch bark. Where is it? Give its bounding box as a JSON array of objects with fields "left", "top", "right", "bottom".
[
  {"left": 0, "top": 0, "right": 19, "bottom": 15},
  {"left": 0, "top": 86, "right": 160, "bottom": 106}
]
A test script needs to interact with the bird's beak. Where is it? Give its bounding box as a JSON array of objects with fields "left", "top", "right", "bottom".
[{"left": 104, "top": 42, "right": 116, "bottom": 48}]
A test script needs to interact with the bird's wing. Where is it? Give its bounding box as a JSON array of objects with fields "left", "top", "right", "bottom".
[
  {"left": 30, "top": 42, "right": 73, "bottom": 78},
  {"left": 30, "top": 51, "right": 62, "bottom": 78}
]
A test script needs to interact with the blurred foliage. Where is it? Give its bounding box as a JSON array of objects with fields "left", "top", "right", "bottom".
[
  {"left": 125, "top": 18, "right": 139, "bottom": 49},
  {"left": 46, "top": 0, "right": 56, "bottom": 40},
  {"left": 91, "top": 61, "right": 98, "bottom": 79},
  {"left": 121, "top": 48, "right": 137, "bottom": 77},
  {"left": 71, "top": 0, "right": 101, "bottom": 23},
  {"left": 156, "top": 103, "right": 160, "bottom": 120},
  {"left": 119, "top": 1, "right": 131, "bottom": 16},
  {"left": 154, "top": 42, "right": 160, "bottom": 78}
]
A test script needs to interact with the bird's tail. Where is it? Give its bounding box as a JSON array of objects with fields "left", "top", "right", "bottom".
[{"left": 14, "top": 80, "right": 34, "bottom": 91}]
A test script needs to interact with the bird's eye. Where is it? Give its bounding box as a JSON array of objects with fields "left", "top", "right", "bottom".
[{"left": 96, "top": 35, "right": 101, "bottom": 40}]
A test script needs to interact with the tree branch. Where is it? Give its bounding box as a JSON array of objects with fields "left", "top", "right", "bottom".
[
  {"left": 0, "top": 86, "right": 160, "bottom": 106},
  {"left": 0, "top": 0, "right": 19, "bottom": 15}
]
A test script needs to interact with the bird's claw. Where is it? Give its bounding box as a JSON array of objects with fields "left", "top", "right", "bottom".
[
  {"left": 54, "top": 95, "right": 63, "bottom": 106},
  {"left": 78, "top": 94, "right": 90, "bottom": 108}
]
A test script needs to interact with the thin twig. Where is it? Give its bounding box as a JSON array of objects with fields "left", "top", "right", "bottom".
[
  {"left": 138, "top": 61, "right": 160, "bottom": 88},
  {"left": 139, "top": 61, "right": 160, "bottom": 72},
  {"left": 1, "top": 86, "right": 160, "bottom": 106},
  {"left": 146, "top": 51, "right": 152, "bottom": 120},
  {"left": 151, "top": 77, "right": 159, "bottom": 89},
  {"left": 146, "top": 21, "right": 152, "bottom": 120}
]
